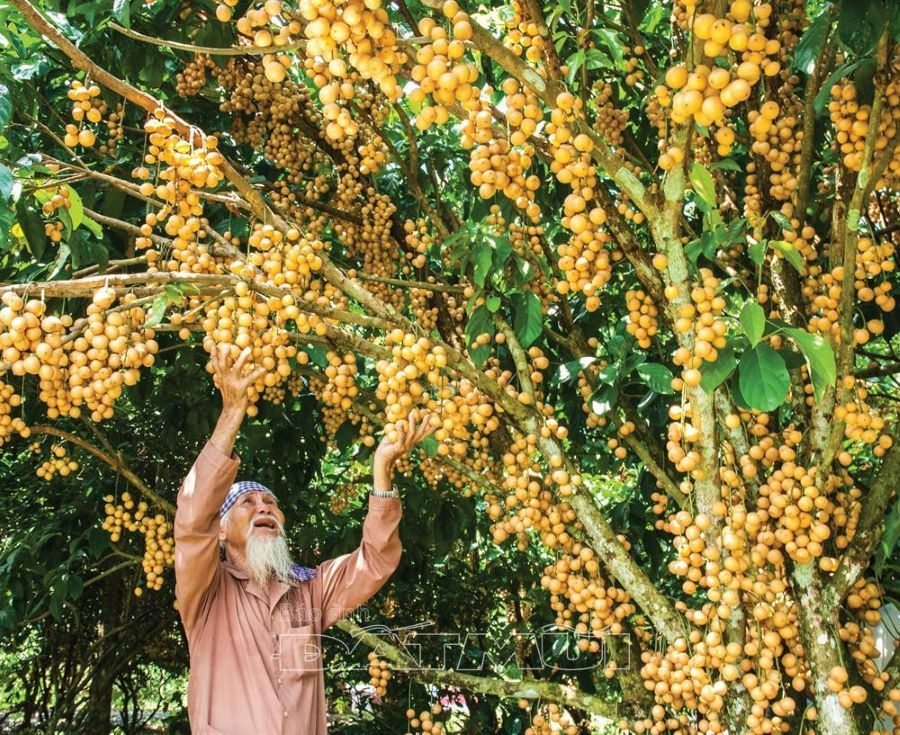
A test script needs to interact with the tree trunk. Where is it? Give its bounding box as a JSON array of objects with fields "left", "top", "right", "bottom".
[
  {"left": 80, "top": 578, "right": 125, "bottom": 734},
  {"left": 793, "top": 563, "right": 861, "bottom": 735}
]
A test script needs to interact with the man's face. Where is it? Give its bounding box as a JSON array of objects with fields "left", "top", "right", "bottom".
[{"left": 220, "top": 491, "right": 286, "bottom": 553}]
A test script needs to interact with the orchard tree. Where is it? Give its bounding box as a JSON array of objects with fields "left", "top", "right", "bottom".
[{"left": 0, "top": 0, "right": 899, "bottom": 733}]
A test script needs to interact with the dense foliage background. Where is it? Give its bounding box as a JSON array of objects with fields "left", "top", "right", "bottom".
[{"left": 0, "top": 0, "right": 898, "bottom": 733}]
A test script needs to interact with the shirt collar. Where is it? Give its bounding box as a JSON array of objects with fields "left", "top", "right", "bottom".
[{"left": 221, "top": 560, "right": 313, "bottom": 587}]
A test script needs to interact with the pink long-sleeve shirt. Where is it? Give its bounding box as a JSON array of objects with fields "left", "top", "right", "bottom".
[{"left": 174, "top": 441, "right": 402, "bottom": 735}]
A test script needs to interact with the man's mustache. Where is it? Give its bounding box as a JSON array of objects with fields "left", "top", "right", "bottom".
[{"left": 247, "top": 514, "right": 283, "bottom": 536}]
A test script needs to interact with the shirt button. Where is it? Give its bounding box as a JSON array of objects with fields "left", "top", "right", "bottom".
[
  {"left": 277, "top": 677, "right": 283, "bottom": 685},
  {"left": 283, "top": 710, "right": 289, "bottom": 718}
]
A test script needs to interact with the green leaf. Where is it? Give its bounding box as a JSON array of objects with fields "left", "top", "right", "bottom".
[
  {"left": 0, "top": 163, "right": 13, "bottom": 200},
  {"left": 628, "top": 0, "right": 650, "bottom": 22},
  {"left": 589, "top": 385, "right": 619, "bottom": 415},
  {"left": 778, "top": 348, "right": 806, "bottom": 371},
  {"left": 68, "top": 575, "right": 84, "bottom": 601},
  {"left": 785, "top": 328, "right": 837, "bottom": 403},
  {"left": 145, "top": 293, "right": 168, "bottom": 328},
  {"left": 594, "top": 28, "right": 624, "bottom": 68},
  {"left": 636, "top": 363, "right": 675, "bottom": 394},
  {"left": 791, "top": 10, "right": 831, "bottom": 74},
  {"left": 769, "top": 211, "right": 794, "bottom": 232},
  {"left": 565, "top": 49, "right": 585, "bottom": 85},
  {"left": 486, "top": 296, "right": 501, "bottom": 312},
  {"left": 48, "top": 244, "right": 71, "bottom": 279},
  {"left": 710, "top": 158, "right": 742, "bottom": 173},
  {"left": 465, "top": 304, "right": 493, "bottom": 342},
  {"left": 304, "top": 343, "right": 328, "bottom": 368},
  {"left": 513, "top": 292, "right": 542, "bottom": 348},
  {"left": 876, "top": 499, "right": 900, "bottom": 575},
  {"left": 0, "top": 85, "right": 10, "bottom": 133},
  {"left": 689, "top": 162, "right": 716, "bottom": 209},
  {"left": 814, "top": 58, "right": 871, "bottom": 114},
  {"left": 15, "top": 198, "right": 47, "bottom": 258},
  {"left": 748, "top": 240, "right": 767, "bottom": 266},
  {"left": 165, "top": 283, "right": 187, "bottom": 305},
  {"left": 552, "top": 356, "right": 597, "bottom": 386},
  {"left": 112, "top": 0, "right": 130, "bottom": 26},
  {"left": 597, "top": 364, "right": 618, "bottom": 385},
  {"left": 469, "top": 343, "right": 491, "bottom": 367},
  {"left": 464, "top": 305, "right": 494, "bottom": 367},
  {"left": 0, "top": 204, "right": 14, "bottom": 251},
  {"left": 334, "top": 420, "right": 357, "bottom": 450},
  {"left": 473, "top": 239, "right": 493, "bottom": 287},
  {"left": 700, "top": 344, "right": 737, "bottom": 392},
  {"left": 81, "top": 215, "right": 103, "bottom": 238},
  {"left": 63, "top": 185, "right": 83, "bottom": 230},
  {"left": 584, "top": 48, "right": 612, "bottom": 70},
  {"left": 740, "top": 302, "right": 765, "bottom": 346},
  {"left": 769, "top": 240, "right": 805, "bottom": 272},
  {"left": 419, "top": 435, "right": 438, "bottom": 457},
  {"left": 491, "top": 235, "right": 513, "bottom": 271},
  {"left": 738, "top": 343, "right": 790, "bottom": 411},
  {"left": 838, "top": 0, "right": 883, "bottom": 55}
]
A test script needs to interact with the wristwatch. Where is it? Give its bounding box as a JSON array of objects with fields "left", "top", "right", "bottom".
[{"left": 370, "top": 485, "right": 400, "bottom": 499}]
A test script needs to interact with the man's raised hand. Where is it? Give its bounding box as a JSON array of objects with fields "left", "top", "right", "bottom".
[
  {"left": 209, "top": 345, "right": 266, "bottom": 413},
  {"left": 374, "top": 409, "right": 439, "bottom": 466}
]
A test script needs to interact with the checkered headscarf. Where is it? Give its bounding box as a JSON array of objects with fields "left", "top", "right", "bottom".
[{"left": 220, "top": 480, "right": 276, "bottom": 518}]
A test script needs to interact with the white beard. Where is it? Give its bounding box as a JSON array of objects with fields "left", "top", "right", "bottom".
[{"left": 244, "top": 521, "right": 295, "bottom": 587}]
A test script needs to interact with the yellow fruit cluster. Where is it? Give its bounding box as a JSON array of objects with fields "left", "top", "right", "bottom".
[
  {"left": 546, "top": 96, "right": 618, "bottom": 312},
  {"left": 594, "top": 82, "right": 629, "bottom": 147},
  {"left": 366, "top": 651, "right": 391, "bottom": 697},
  {"left": 0, "top": 289, "right": 157, "bottom": 423},
  {"left": 834, "top": 376, "right": 892, "bottom": 455},
  {"left": 405, "top": 704, "right": 446, "bottom": 735},
  {"left": 525, "top": 704, "right": 578, "bottom": 735},
  {"left": 287, "top": 0, "right": 407, "bottom": 139},
  {"left": 237, "top": 224, "right": 325, "bottom": 285},
  {"left": 197, "top": 285, "right": 308, "bottom": 418},
  {"left": 464, "top": 102, "right": 539, "bottom": 214},
  {"left": 502, "top": 0, "right": 546, "bottom": 63},
  {"left": 102, "top": 491, "right": 174, "bottom": 594},
  {"left": 132, "top": 110, "right": 225, "bottom": 275},
  {"left": 656, "top": 1, "right": 783, "bottom": 168},
  {"left": 669, "top": 269, "right": 728, "bottom": 390},
  {"left": 637, "top": 396, "right": 898, "bottom": 735},
  {"left": 375, "top": 331, "right": 445, "bottom": 437},
  {"left": 63, "top": 80, "right": 105, "bottom": 148},
  {"left": 36, "top": 443, "right": 78, "bottom": 480},
  {"left": 746, "top": 100, "right": 802, "bottom": 204},
  {"left": 0, "top": 378, "right": 27, "bottom": 447},
  {"left": 176, "top": 54, "right": 216, "bottom": 96},
  {"left": 626, "top": 289, "right": 659, "bottom": 348},
  {"left": 829, "top": 79, "right": 900, "bottom": 185},
  {"left": 409, "top": 11, "right": 477, "bottom": 131}
]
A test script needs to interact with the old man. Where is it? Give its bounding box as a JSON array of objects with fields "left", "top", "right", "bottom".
[{"left": 174, "top": 345, "right": 434, "bottom": 734}]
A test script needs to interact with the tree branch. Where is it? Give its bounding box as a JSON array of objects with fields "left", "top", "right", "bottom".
[
  {"left": 824, "top": 435, "right": 900, "bottom": 607},
  {"left": 28, "top": 425, "right": 174, "bottom": 514},
  {"left": 334, "top": 618, "right": 619, "bottom": 718}
]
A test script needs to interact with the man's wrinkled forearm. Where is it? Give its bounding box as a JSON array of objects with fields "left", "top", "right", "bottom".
[
  {"left": 372, "top": 451, "right": 395, "bottom": 493},
  {"left": 208, "top": 405, "right": 246, "bottom": 458}
]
